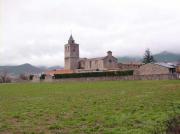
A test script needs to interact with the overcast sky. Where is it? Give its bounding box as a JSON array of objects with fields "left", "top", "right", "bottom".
[{"left": 1, "top": 0, "right": 180, "bottom": 66}]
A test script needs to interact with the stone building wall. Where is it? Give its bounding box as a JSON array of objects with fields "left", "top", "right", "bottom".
[
  {"left": 65, "top": 57, "right": 79, "bottom": 70},
  {"left": 103, "top": 56, "right": 118, "bottom": 69},
  {"left": 79, "top": 51, "right": 118, "bottom": 70},
  {"left": 176, "top": 66, "right": 180, "bottom": 73},
  {"left": 84, "top": 59, "right": 104, "bottom": 70},
  {"left": 118, "top": 63, "right": 142, "bottom": 71},
  {"left": 138, "top": 63, "right": 170, "bottom": 75}
]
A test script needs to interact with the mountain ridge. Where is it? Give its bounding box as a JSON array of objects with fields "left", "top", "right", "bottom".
[
  {"left": 0, "top": 63, "right": 44, "bottom": 75},
  {"left": 118, "top": 51, "right": 180, "bottom": 63}
]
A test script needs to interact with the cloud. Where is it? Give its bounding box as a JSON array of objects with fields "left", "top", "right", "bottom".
[{"left": 1, "top": 0, "right": 180, "bottom": 66}]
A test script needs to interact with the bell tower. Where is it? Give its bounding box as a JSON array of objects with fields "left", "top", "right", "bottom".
[{"left": 64, "top": 35, "right": 79, "bottom": 70}]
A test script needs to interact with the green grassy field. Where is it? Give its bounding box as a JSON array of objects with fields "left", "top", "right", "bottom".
[{"left": 0, "top": 80, "right": 180, "bottom": 134}]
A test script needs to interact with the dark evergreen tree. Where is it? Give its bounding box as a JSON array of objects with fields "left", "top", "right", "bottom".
[{"left": 143, "top": 49, "right": 155, "bottom": 64}]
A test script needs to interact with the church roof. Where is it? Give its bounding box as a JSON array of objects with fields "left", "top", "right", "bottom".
[
  {"left": 88, "top": 57, "right": 106, "bottom": 60},
  {"left": 79, "top": 57, "right": 106, "bottom": 61},
  {"left": 68, "top": 34, "right": 75, "bottom": 44},
  {"left": 79, "top": 55, "right": 118, "bottom": 62},
  {"left": 69, "top": 34, "right": 74, "bottom": 40}
]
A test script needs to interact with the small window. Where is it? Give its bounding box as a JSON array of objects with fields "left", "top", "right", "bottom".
[
  {"left": 89, "top": 61, "right": 92, "bottom": 68},
  {"left": 109, "top": 59, "right": 112, "bottom": 63}
]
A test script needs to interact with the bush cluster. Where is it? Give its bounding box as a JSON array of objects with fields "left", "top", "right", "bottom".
[
  {"left": 54, "top": 70, "right": 133, "bottom": 79},
  {"left": 40, "top": 74, "right": 46, "bottom": 80},
  {"left": 29, "top": 75, "right": 34, "bottom": 80}
]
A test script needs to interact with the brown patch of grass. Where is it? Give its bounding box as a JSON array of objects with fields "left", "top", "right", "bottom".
[{"left": 166, "top": 116, "right": 180, "bottom": 134}]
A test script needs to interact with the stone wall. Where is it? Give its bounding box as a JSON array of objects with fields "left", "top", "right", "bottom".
[{"left": 40, "top": 74, "right": 178, "bottom": 83}]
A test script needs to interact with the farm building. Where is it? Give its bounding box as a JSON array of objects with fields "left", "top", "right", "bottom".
[{"left": 138, "top": 63, "right": 176, "bottom": 75}]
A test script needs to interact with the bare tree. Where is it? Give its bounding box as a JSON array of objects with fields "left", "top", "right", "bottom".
[
  {"left": 0, "top": 71, "right": 11, "bottom": 83},
  {"left": 19, "top": 74, "right": 29, "bottom": 80}
]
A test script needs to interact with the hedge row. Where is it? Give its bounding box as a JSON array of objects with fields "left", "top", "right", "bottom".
[{"left": 54, "top": 70, "right": 133, "bottom": 79}]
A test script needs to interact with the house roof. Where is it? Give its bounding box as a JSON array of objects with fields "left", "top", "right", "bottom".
[
  {"left": 46, "top": 69, "right": 74, "bottom": 75},
  {"left": 154, "top": 62, "right": 176, "bottom": 68}
]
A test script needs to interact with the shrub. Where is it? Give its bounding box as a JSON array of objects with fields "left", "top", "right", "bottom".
[
  {"left": 29, "top": 75, "right": 34, "bottom": 80},
  {"left": 19, "top": 74, "right": 29, "bottom": 80},
  {"left": 54, "top": 70, "right": 133, "bottom": 79},
  {"left": 40, "top": 74, "right": 46, "bottom": 80}
]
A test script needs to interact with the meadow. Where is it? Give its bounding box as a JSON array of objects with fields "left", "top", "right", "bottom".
[{"left": 0, "top": 80, "right": 180, "bottom": 134}]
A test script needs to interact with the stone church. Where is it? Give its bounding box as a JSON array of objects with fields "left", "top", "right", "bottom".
[{"left": 64, "top": 35, "right": 118, "bottom": 71}]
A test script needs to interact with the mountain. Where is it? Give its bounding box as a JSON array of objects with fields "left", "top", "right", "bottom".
[
  {"left": 0, "top": 63, "right": 44, "bottom": 75},
  {"left": 118, "top": 51, "right": 180, "bottom": 63},
  {"left": 118, "top": 56, "right": 141, "bottom": 63},
  {"left": 153, "top": 51, "right": 180, "bottom": 62},
  {"left": 38, "top": 66, "right": 63, "bottom": 70},
  {"left": 47, "top": 66, "right": 63, "bottom": 70}
]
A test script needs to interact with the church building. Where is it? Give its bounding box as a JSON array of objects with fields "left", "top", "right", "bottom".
[
  {"left": 64, "top": 35, "right": 118, "bottom": 71},
  {"left": 45, "top": 35, "right": 143, "bottom": 76}
]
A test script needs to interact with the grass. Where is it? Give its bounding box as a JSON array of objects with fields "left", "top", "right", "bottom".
[{"left": 0, "top": 80, "right": 179, "bottom": 134}]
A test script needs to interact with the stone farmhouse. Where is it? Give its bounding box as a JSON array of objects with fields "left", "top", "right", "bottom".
[{"left": 137, "top": 63, "right": 177, "bottom": 75}]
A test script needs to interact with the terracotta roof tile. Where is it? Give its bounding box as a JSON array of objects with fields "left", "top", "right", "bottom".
[{"left": 46, "top": 69, "right": 74, "bottom": 75}]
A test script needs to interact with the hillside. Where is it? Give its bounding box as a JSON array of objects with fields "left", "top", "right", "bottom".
[
  {"left": 153, "top": 51, "right": 180, "bottom": 62},
  {"left": 47, "top": 66, "right": 63, "bottom": 70},
  {"left": 0, "top": 63, "right": 44, "bottom": 75},
  {"left": 118, "top": 56, "right": 141, "bottom": 63},
  {"left": 118, "top": 51, "right": 180, "bottom": 63}
]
